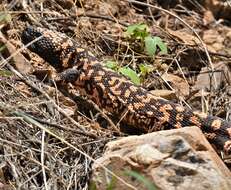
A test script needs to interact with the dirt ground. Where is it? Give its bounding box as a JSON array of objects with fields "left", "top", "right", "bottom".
[{"left": 0, "top": 0, "right": 230, "bottom": 189}]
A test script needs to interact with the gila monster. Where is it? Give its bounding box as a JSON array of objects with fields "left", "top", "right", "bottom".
[{"left": 21, "top": 26, "right": 231, "bottom": 154}]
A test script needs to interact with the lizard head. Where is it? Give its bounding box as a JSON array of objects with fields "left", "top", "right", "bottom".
[{"left": 21, "top": 26, "right": 78, "bottom": 71}]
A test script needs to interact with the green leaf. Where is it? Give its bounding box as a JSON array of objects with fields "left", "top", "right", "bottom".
[
  {"left": 126, "top": 23, "right": 147, "bottom": 35},
  {"left": 0, "top": 69, "right": 13, "bottom": 77},
  {"left": 144, "top": 36, "right": 157, "bottom": 56},
  {"left": 0, "top": 45, "right": 6, "bottom": 52},
  {"left": 89, "top": 181, "right": 97, "bottom": 190},
  {"left": 124, "top": 170, "right": 157, "bottom": 190},
  {"left": 126, "top": 24, "right": 138, "bottom": 35},
  {"left": 118, "top": 67, "right": 140, "bottom": 85},
  {"left": 105, "top": 60, "right": 118, "bottom": 71},
  {"left": 153, "top": 36, "right": 168, "bottom": 54},
  {"left": 139, "top": 64, "right": 154, "bottom": 76},
  {"left": 125, "top": 23, "right": 149, "bottom": 39},
  {"left": 106, "top": 176, "right": 117, "bottom": 190},
  {"left": 0, "top": 13, "right": 11, "bottom": 24},
  {"left": 144, "top": 36, "right": 168, "bottom": 56}
]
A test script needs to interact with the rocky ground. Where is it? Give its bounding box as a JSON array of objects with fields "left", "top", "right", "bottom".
[{"left": 0, "top": 0, "right": 230, "bottom": 189}]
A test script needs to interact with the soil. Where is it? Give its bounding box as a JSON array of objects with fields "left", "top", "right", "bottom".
[{"left": 0, "top": 0, "right": 230, "bottom": 189}]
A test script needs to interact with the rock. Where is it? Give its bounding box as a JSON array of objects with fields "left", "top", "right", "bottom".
[
  {"left": 193, "top": 62, "right": 231, "bottom": 92},
  {"left": 91, "top": 127, "right": 231, "bottom": 190}
]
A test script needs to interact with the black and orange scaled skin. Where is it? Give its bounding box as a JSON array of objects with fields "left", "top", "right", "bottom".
[{"left": 21, "top": 27, "right": 231, "bottom": 153}]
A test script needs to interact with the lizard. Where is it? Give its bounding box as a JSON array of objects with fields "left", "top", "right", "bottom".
[{"left": 21, "top": 26, "right": 231, "bottom": 154}]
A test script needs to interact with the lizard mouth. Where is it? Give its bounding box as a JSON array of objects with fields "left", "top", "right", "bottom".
[
  {"left": 21, "top": 26, "right": 65, "bottom": 71},
  {"left": 21, "top": 26, "right": 42, "bottom": 46}
]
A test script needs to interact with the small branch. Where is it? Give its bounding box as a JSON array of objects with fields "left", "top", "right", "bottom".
[
  {"left": 6, "top": 10, "right": 128, "bottom": 27},
  {"left": 14, "top": 111, "right": 137, "bottom": 190},
  {"left": 41, "top": 130, "right": 48, "bottom": 190},
  {"left": 5, "top": 62, "right": 97, "bottom": 139}
]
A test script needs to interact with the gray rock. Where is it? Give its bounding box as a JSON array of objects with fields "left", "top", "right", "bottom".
[{"left": 91, "top": 127, "right": 231, "bottom": 190}]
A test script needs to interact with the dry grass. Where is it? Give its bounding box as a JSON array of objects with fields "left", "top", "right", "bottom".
[{"left": 0, "top": 0, "right": 230, "bottom": 189}]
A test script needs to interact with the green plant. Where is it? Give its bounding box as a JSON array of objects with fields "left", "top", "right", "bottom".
[
  {"left": 125, "top": 23, "right": 167, "bottom": 56},
  {"left": 0, "top": 13, "right": 11, "bottom": 24},
  {"left": 0, "top": 44, "right": 6, "bottom": 52},
  {"left": 118, "top": 67, "right": 140, "bottom": 85},
  {"left": 89, "top": 176, "right": 117, "bottom": 190},
  {"left": 105, "top": 60, "right": 140, "bottom": 85},
  {"left": 89, "top": 181, "right": 97, "bottom": 190},
  {"left": 0, "top": 69, "right": 13, "bottom": 77},
  {"left": 105, "top": 60, "right": 119, "bottom": 70},
  {"left": 105, "top": 61, "right": 155, "bottom": 85},
  {"left": 106, "top": 176, "right": 117, "bottom": 190},
  {"left": 104, "top": 23, "right": 167, "bottom": 85},
  {"left": 124, "top": 170, "right": 158, "bottom": 190},
  {"left": 139, "top": 63, "right": 155, "bottom": 77},
  {"left": 144, "top": 36, "right": 167, "bottom": 56},
  {"left": 125, "top": 23, "right": 149, "bottom": 40}
]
